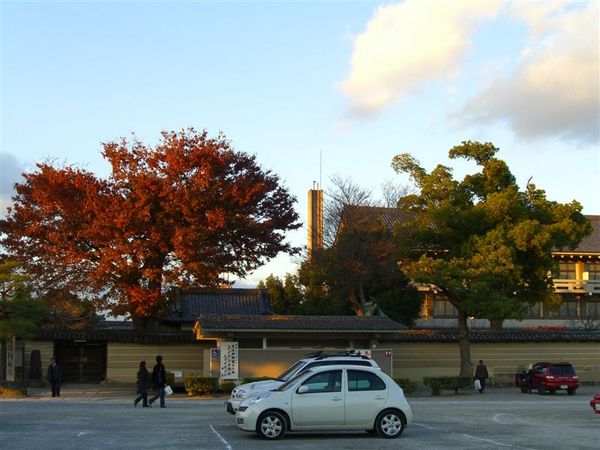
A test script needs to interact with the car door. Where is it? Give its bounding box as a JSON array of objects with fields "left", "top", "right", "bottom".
[
  {"left": 344, "top": 369, "right": 388, "bottom": 426},
  {"left": 291, "top": 370, "right": 344, "bottom": 427},
  {"left": 530, "top": 363, "right": 547, "bottom": 389}
]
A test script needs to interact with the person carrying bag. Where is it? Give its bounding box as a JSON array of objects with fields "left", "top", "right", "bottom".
[{"left": 149, "top": 355, "right": 168, "bottom": 408}]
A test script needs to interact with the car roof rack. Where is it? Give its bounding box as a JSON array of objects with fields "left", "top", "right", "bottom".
[
  {"left": 303, "top": 350, "right": 372, "bottom": 360},
  {"left": 314, "top": 353, "right": 371, "bottom": 361}
]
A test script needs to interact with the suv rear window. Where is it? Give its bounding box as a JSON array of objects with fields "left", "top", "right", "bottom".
[{"left": 549, "top": 365, "right": 575, "bottom": 376}]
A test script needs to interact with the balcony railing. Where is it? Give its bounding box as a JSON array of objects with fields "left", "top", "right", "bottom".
[{"left": 553, "top": 279, "right": 600, "bottom": 295}]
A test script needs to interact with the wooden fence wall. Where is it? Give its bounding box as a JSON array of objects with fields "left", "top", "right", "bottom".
[{"left": 388, "top": 341, "right": 600, "bottom": 385}]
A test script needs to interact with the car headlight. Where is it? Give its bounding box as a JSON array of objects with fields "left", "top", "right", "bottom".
[
  {"left": 236, "top": 389, "right": 247, "bottom": 399},
  {"left": 247, "top": 392, "right": 271, "bottom": 407}
]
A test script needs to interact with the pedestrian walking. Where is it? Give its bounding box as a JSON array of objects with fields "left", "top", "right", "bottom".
[
  {"left": 148, "top": 355, "right": 167, "bottom": 408},
  {"left": 134, "top": 360, "right": 150, "bottom": 407},
  {"left": 46, "top": 357, "right": 62, "bottom": 398},
  {"left": 475, "top": 359, "right": 489, "bottom": 393}
]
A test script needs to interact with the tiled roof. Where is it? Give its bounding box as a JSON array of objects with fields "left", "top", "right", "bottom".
[
  {"left": 340, "top": 205, "right": 414, "bottom": 232},
  {"left": 196, "top": 314, "right": 408, "bottom": 332},
  {"left": 341, "top": 206, "right": 600, "bottom": 254},
  {"left": 37, "top": 329, "right": 195, "bottom": 344},
  {"left": 569, "top": 215, "right": 600, "bottom": 254},
  {"left": 395, "top": 329, "right": 600, "bottom": 342},
  {"left": 162, "top": 288, "right": 272, "bottom": 323}
]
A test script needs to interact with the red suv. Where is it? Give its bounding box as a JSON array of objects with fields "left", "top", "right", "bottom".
[
  {"left": 515, "top": 362, "right": 579, "bottom": 395},
  {"left": 591, "top": 393, "right": 600, "bottom": 414}
]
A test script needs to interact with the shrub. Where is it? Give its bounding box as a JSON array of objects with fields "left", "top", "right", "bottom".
[
  {"left": 0, "top": 381, "right": 27, "bottom": 398},
  {"left": 423, "top": 376, "right": 471, "bottom": 396},
  {"left": 219, "top": 381, "right": 236, "bottom": 394},
  {"left": 394, "top": 378, "right": 417, "bottom": 394},
  {"left": 184, "top": 375, "right": 219, "bottom": 395},
  {"left": 240, "top": 376, "right": 276, "bottom": 384}
]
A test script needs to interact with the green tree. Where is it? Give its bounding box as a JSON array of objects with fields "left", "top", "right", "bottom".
[
  {"left": 391, "top": 141, "right": 591, "bottom": 376},
  {"left": 258, "top": 274, "right": 304, "bottom": 315},
  {"left": 0, "top": 261, "right": 48, "bottom": 339}
]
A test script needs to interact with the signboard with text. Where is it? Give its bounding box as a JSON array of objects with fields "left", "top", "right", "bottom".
[{"left": 219, "top": 341, "right": 239, "bottom": 380}]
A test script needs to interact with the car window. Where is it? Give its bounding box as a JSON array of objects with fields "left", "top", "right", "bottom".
[
  {"left": 275, "top": 369, "right": 312, "bottom": 391},
  {"left": 347, "top": 370, "right": 386, "bottom": 391},
  {"left": 550, "top": 365, "right": 575, "bottom": 376},
  {"left": 298, "top": 370, "right": 342, "bottom": 393}
]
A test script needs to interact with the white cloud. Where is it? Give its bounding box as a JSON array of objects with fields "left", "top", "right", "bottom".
[
  {"left": 341, "top": 0, "right": 599, "bottom": 144},
  {"left": 340, "top": 0, "right": 502, "bottom": 116},
  {"left": 459, "top": 1, "right": 599, "bottom": 143},
  {"left": 0, "top": 152, "right": 26, "bottom": 217}
]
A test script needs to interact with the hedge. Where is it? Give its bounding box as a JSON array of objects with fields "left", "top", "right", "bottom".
[
  {"left": 423, "top": 376, "right": 472, "bottom": 396},
  {"left": 184, "top": 375, "right": 219, "bottom": 395},
  {"left": 219, "top": 381, "right": 236, "bottom": 394},
  {"left": 0, "top": 381, "right": 26, "bottom": 398},
  {"left": 394, "top": 378, "right": 417, "bottom": 394}
]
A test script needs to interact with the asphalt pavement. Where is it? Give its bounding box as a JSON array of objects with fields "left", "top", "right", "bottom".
[{"left": 1, "top": 384, "right": 599, "bottom": 450}]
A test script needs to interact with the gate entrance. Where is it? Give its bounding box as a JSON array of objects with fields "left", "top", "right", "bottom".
[{"left": 55, "top": 340, "right": 106, "bottom": 382}]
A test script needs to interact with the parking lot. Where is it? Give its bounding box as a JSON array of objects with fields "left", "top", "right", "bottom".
[{"left": 1, "top": 386, "right": 599, "bottom": 449}]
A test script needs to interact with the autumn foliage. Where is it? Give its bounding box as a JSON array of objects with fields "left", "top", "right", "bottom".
[{"left": 0, "top": 129, "right": 300, "bottom": 321}]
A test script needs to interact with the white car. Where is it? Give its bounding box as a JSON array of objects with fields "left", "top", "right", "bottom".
[
  {"left": 226, "top": 352, "right": 380, "bottom": 414},
  {"left": 235, "top": 365, "right": 412, "bottom": 440}
]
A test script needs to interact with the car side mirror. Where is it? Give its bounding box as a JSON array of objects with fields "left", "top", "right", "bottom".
[{"left": 297, "top": 385, "right": 309, "bottom": 394}]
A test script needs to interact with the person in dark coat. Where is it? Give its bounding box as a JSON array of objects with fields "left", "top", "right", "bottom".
[
  {"left": 148, "top": 355, "right": 167, "bottom": 408},
  {"left": 134, "top": 360, "right": 150, "bottom": 407},
  {"left": 475, "top": 360, "right": 489, "bottom": 393},
  {"left": 46, "top": 357, "right": 62, "bottom": 398}
]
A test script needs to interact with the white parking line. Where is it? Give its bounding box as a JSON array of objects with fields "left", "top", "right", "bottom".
[
  {"left": 413, "top": 422, "right": 444, "bottom": 431},
  {"left": 461, "top": 433, "right": 516, "bottom": 448},
  {"left": 493, "top": 413, "right": 518, "bottom": 425},
  {"left": 209, "top": 424, "right": 232, "bottom": 450},
  {"left": 413, "top": 422, "right": 539, "bottom": 450}
]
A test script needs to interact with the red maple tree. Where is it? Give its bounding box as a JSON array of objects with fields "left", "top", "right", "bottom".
[{"left": 1, "top": 129, "right": 300, "bottom": 324}]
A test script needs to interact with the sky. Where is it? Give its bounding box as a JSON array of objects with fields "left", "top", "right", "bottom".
[{"left": 1, "top": 0, "right": 599, "bottom": 287}]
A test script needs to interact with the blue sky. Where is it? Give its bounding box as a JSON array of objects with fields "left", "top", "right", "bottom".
[{"left": 1, "top": 0, "right": 599, "bottom": 286}]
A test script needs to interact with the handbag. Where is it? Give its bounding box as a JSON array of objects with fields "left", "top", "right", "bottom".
[
  {"left": 474, "top": 379, "right": 481, "bottom": 391},
  {"left": 164, "top": 385, "right": 173, "bottom": 396}
]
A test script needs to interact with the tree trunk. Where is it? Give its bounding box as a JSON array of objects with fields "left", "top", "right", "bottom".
[
  {"left": 490, "top": 319, "right": 503, "bottom": 330},
  {"left": 349, "top": 291, "right": 365, "bottom": 316},
  {"left": 457, "top": 310, "right": 472, "bottom": 377}
]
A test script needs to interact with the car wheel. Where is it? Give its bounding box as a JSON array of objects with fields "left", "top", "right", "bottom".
[
  {"left": 538, "top": 383, "right": 546, "bottom": 395},
  {"left": 549, "top": 389, "right": 556, "bottom": 395},
  {"left": 375, "top": 409, "right": 405, "bottom": 439},
  {"left": 256, "top": 411, "right": 286, "bottom": 440},
  {"left": 567, "top": 388, "right": 576, "bottom": 396}
]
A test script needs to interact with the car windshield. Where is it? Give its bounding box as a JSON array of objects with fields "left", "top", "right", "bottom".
[
  {"left": 274, "top": 369, "right": 312, "bottom": 391},
  {"left": 277, "top": 361, "right": 306, "bottom": 381},
  {"left": 550, "top": 365, "right": 575, "bottom": 376}
]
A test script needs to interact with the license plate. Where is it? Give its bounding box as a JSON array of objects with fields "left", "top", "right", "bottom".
[{"left": 560, "top": 385, "right": 568, "bottom": 389}]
